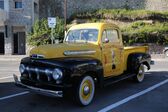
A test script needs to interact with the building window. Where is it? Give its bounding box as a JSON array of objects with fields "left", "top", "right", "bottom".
[
  {"left": 0, "top": 0, "right": 4, "bottom": 9},
  {"left": 15, "top": 1, "right": 22, "bottom": 8},
  {"left": 34, "top": 2, "right": 38, "bottom": 13}
]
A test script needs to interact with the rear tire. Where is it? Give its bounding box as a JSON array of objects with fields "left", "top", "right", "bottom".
[
  {"left": 134, "top": 64, "right": 145, "bottom": 83},
  {"left": 75, "top": 76, "right": 95, "bottom": 106}
]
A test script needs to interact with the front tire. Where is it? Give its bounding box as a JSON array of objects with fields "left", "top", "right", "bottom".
[
  {"left": 134, "top": 64, "right": 145, "bottom": 82},
  {"left": 75, "top": 76, "right": 95, "bottom": 106}
]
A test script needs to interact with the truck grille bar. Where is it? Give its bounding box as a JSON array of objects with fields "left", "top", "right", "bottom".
[{"left": 24, "top": 66, "right": 53, "bottom": 82}]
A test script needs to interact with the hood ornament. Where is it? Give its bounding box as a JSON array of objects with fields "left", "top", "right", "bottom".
[{"left": 30, "top": 54, "right": 45, "bottom": 59}]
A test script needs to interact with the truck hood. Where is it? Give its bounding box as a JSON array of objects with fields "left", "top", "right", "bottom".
[{"left": 30, "top": 43, "right": 100, "bottom": 59}]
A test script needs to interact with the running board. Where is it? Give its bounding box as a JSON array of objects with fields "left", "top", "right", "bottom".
[{"left": 104, "top": 73, "right": 136, "bottom": 87}]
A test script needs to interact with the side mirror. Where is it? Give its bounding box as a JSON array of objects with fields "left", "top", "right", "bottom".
[{"left": 104, "top": 38, "right": 109, "bottom": 43}]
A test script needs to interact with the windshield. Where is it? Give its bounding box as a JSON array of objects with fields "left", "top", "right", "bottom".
[{"left": 65, "top": 29, "right": 98, "bottom": 43}]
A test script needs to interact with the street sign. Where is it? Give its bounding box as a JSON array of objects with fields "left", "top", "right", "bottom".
[{"left": 48, "top": 17, "right": 56, "bottom": 28}]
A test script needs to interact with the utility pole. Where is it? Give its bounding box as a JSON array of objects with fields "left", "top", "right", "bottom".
[{"left": 64, "top": 0, "right": 67, "bottom": 32}]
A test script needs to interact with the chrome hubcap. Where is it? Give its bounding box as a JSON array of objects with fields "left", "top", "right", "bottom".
[
  {"left": 83, "top": 85, "right": 90, "bottom": 95},
  {"left": 137, "top": 65, "right": 144, "bottom": 81},
  {"left": 139, "top": 70, "right": 143, "bottom": 75}
]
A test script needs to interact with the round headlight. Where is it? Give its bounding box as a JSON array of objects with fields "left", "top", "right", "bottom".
[
  {"left": 52, "top": 68, "right": 63, "bottom": 80},
  {"left": 19, "top": 64, "right": 25, "bottom": 74}
]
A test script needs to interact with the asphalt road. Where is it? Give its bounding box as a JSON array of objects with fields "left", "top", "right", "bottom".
[{"left": 0, "top": 59, "right": 168, "bottom": 112}]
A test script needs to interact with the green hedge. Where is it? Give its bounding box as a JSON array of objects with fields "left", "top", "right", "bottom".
[
  {"left": 122, "top": 22, "right": 168, "bottom": 45},
  {"left": 71, "top": 9, "right": 168, "bottom": 21}
]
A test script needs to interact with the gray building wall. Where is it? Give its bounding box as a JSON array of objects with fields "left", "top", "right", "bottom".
[
  {"left": 8, "top": 0, "right": 39, "bottom": 33},
  {"left": 39, "top": 0, "right": 168, "bottom": 19},
  {"left": 0, "top": 0, "right": 39, "bottom": 55}
]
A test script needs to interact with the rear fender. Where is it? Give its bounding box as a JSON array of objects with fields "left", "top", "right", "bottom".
[{"left": 127, "top": 53, "right": 151, "bottom": 73}]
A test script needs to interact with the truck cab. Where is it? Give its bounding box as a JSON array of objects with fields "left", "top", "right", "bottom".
[{"left": 14, "top": 23, "right": 151, "bottom": 106}]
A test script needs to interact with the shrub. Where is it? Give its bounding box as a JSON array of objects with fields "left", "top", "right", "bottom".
[
  {"left": 122, "top": 22, "right": 168, "bottom": 45},
  {"left": 27, "top": 17, "right": 64, "bottom": 46}
]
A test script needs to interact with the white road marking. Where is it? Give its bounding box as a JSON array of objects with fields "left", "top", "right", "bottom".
[
  {"left": 0, "top": 91, "right": 29, "bottom": 101},
  {"left": 98, "top": 79, "right": 168, "bottom": 112},
  {"left": 0, "top": 76, "right": 13, "bottom": 80}
]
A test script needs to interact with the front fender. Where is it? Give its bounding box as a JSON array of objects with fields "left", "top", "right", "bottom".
[{"left": 68, "top": 58, "right": 104, "bottom": 87}]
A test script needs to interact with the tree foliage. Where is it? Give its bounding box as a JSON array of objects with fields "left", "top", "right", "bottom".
[{"left": 27, "top": 17, "right": 64, "bottom": 46}]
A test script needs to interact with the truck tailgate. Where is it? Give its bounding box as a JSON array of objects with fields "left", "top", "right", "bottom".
[{"left": 123, "top": 46, "right": 148, "bottom": 71}]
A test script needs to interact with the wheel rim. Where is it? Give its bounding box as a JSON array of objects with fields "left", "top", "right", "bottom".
[
  {"left": 137, "top": 65, "right": 145, "bottom": 82},
  {"left": 79, "top": 76, "right": 95, "bottom": 105}
]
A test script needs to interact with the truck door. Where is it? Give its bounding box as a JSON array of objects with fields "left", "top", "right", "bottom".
[
  {"left": 101, "top": 30, "right": 113, "bottom": 77},
  {"left": 101, "top": 29, "right": 124, "bottom": 77},
  {"left": 110, "top": 29, "right": 124, "bottom": 75}
]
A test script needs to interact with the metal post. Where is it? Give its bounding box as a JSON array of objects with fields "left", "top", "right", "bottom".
[
  {"left": 64, "top": 0, "right": 67, "bottom": 32},
  {"left": 51, "top": 28, "right": 54, "bottom": 44}
]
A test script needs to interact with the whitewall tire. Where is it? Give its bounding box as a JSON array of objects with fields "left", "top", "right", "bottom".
[
  {"left": 76, "top": 76, "right": 95, "bottom": 106},
  {"left": 134, "top": 64, "right": 145, "bottom": 82}
]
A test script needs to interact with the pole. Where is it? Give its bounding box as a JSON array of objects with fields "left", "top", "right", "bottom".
[
  {"left": 64, "top": 0, "right": 67, "bottom": 32},
  {"left": 51, "top": 28, "right": 54, "bottom": 44}
]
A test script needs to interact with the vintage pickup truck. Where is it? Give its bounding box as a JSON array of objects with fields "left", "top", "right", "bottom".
[{"left": 14, "top": 23, "right": 151, "bottom": 106}]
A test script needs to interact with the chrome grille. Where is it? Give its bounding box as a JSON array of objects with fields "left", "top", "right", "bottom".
[{"left": 24, "top": 66, "right": 53, "bottom": 82}]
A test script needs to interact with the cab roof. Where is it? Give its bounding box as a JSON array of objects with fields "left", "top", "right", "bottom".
[{"left": 69, "top": 23, "right": 119, "bottom": 30}]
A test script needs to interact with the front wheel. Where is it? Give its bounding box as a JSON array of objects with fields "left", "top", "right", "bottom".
[
  {"left": 134, "top": 64, "right": 145, "bottom": 83},
  {"left": 75, "top": 76, "right": 95, "bottom": 106}
]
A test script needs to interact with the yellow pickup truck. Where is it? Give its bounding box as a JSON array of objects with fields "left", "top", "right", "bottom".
[{"left": 14, "top": 23, "right": 151, "bottom": 106}]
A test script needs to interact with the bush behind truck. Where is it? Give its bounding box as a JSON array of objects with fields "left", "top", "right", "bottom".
[{"left": 14, "top": 23, "right": 151, "bottom": 106}]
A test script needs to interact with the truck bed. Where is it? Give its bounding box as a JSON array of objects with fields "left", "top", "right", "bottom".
[{"left": 123, "top": 46, "right": 148, "bottom": 71}]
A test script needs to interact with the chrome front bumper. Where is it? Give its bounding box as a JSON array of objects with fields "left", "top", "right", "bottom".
[{"left": 13, "top": 74, "right": 63, "bottom": 97}]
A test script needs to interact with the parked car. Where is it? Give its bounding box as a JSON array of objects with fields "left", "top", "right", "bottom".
[
  {"left": 13, "top": 23, "right": 151, "bottom": 106},
  {"left": 163, "top": 46, "right": 168, "bottom": 57}
]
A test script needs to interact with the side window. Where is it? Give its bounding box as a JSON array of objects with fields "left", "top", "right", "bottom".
[
  {"left": 102, "top": 29, "right": 119, "bottom": 43},
  {"left": 107, "top": 30, "right": 119, "bottom": 43}
]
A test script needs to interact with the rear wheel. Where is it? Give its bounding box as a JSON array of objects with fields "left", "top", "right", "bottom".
[
  {"left": 134, "top": 64, "right": 145, "bottom": 82},
  {"left": 75, "top": 76, "right": 95, "bottom": 106}
]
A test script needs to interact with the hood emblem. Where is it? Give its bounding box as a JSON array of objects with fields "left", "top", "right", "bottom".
[{"left": 30, "top": 54, "right": 45, "bottom": 59}]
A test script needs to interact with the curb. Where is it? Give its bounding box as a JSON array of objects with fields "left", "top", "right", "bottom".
[
  {"left": 152, "top": 58, "right": 168, "bottom": 62},
  {"left": 0, "top": 55, "right": 27, "bottom": 61}
]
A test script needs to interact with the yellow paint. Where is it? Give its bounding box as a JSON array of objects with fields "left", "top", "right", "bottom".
[
  {"left": 30, "top": 43, "right": 102, "bottom": 61},
  {"left": 30, "top": 23, "right": 148, "bottom": 78}
]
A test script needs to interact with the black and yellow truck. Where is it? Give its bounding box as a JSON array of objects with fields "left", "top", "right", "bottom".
[{"left": 14, "top": 23, "right": 151, "bottom": 106}]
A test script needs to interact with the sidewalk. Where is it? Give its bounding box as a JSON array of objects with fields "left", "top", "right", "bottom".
[
  {"left": 0, "top": 55, "right": 27, "bottom": 61},
  {"left": 151, "top": 54, "right": 168, "bottom": 61}
]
